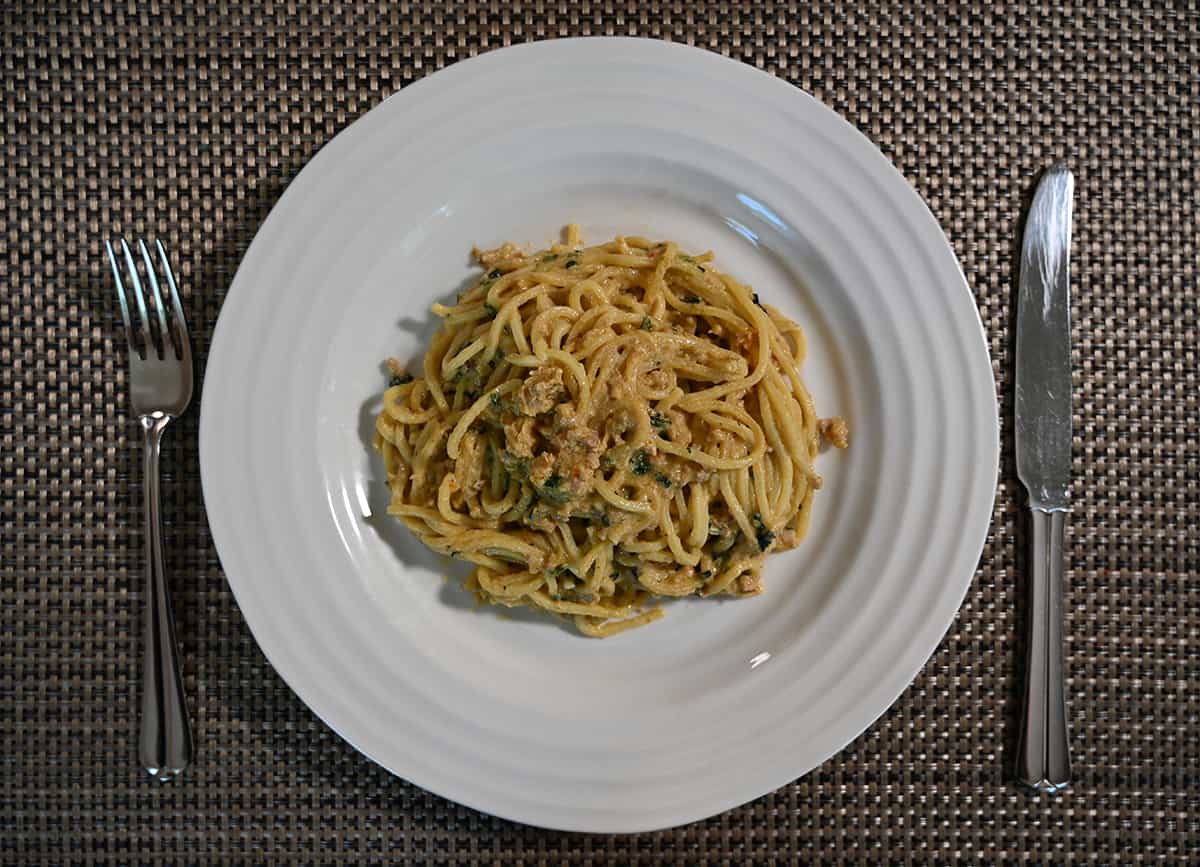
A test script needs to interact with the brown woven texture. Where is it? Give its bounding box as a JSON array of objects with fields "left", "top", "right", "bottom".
[{"left": 2, "top": 0, "right": 1197, "bottom": 863}]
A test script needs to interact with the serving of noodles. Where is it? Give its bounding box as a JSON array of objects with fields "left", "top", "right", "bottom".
[{"left": 373, "top": 226, "right": 847, "bottom": 637}]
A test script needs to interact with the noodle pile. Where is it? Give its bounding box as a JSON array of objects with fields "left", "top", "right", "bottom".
[{"left": 373, "top": 226, "right": 847, "bottom": 636}]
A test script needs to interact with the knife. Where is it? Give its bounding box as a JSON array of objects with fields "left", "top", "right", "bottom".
[{"left": 1014, "top": 162, "right": 1074, "bottom": 792}]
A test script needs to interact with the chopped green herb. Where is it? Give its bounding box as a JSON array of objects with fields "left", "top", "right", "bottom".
[
  {"left": 487, "top": 268, "right": 502, "bottom": 279},
  {"left": 536, "top": 473, "right": 572, "bottom": 505},
  {"left": 649, "top": 411, "right": 670, "bottom": 432},
  {"left": 481, "top": 546, "right": 528, "bottom": 564},
  {"left": 489, "top": 392, "right": 501, "bottom": 408},
  {"left": 542, "top": 253, "right": 557, "bottom": 262},
  {"left": 684, "top": 295, "right": 701, "bottom": 303},
  {"left": 388, "top": 373, "right": 414, "bottom": 387},
  {"left": 573, "top": 506, "right": 612, "bottom": 527},
  {"left": 483, "top": 303, "right": 498, "bottom": 319},
  {"left": 655, "top": 472, "right": 672, "bottom": 489},
  {"left": 499, "top": 450, "right": 530, "bottom": 477},
  {"left": 640, "top": 316, "right": 653, "bottom": 331},
  {"left": 564, "top": 259, "right": 578, "bottom": 269},
  {"left": 751, "top": 512, "right": 775, "bottom": 551},
  {"left": 630, "top": 449, "right": 651, "bottom": 476}
]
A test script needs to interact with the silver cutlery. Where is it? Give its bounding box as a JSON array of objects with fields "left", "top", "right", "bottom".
[
  {"left": 106, "top": 238, "right": 195, "bottom": 781},
  {"left": 1014, "top": 163, "right": 1074, "bottom": 792}
]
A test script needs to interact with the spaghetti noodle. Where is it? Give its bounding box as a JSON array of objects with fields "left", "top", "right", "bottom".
[{"left": 373, "top": 227, "right": 847, "bottom": 637}]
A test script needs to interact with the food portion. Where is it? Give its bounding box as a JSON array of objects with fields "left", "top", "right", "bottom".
[{"left": 373, "top": 226, "right": 847, "bottom": 637}]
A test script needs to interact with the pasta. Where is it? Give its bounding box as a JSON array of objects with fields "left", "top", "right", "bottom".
[{"left": 373, "top": 226, "right": 848, "bottom": 637}]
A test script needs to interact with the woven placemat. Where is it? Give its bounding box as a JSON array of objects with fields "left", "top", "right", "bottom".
[{"left": 2, "top": 1, "right": 1197, "bottom": 862}]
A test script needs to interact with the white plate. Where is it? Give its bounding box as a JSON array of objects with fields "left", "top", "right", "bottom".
[{"left": 201, "top": 38, "right": 998, "bottom": 832}]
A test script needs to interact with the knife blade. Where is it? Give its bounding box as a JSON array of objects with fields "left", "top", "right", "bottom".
[
  {"left": 1014, "top": 162, "right": 1074, "bottom": 793},
  {"left": 1016, "top": 164, "right": 1074, "bottom": 509}
]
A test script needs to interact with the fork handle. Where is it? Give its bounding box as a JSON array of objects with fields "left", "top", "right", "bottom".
[
  {"left": 139, "top": 413, "right": 193, "bottom": 780},
  {"left": 1016, "top": 507, "right": 1070, "bottom": 792}
]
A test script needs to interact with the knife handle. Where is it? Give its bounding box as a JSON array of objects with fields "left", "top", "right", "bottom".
[{"left": 1016, "top": 507, "right": 1071, "bottom": 792}]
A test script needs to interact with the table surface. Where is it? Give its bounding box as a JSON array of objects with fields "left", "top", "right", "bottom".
[{"left": 3, "top": 1, "right": 1197, "bottom": 863}]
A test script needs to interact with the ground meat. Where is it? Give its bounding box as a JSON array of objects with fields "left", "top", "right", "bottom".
[
  {"left": 819, "top": 416, "right": 850, "bottom": 449},
  {"left": 473, "top": 242, "right": 523, "bottom": 269},
  {"left": 504, "top": 416, "right": 538, "bottom": 457},
  {"left": 550, "top": 402, "right": 583, "bottom": 434},
  {"left": 774, "top": 524, "right": 800, "bottom": 550},
  {"left": 518, "top": 365, "right": 565, "bottom": 415},
  {"left": 553, "top": 423, "right": 603, "bottom": 494},
  {"left": 527, "top": 452, "right": 555, "bottom": 487},
  {"left": 641, "top": 369, "right": 672, "bottom": 394},
  {"left": 736, "top": 571, "right": 763, "bottom": 594},
  {"left": 454, "top": 431, "right": 486, "bottom": 493},
  {"left": 603, "top": 404, "right": 636, "bottom": 445},
  {"left": 665, "top": 408, "right": 692, "bottom": 447}
]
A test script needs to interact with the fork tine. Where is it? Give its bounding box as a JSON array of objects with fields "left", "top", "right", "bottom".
[
  {"left": 105, "top": 240, "right": 139, "bottom": 354},
  {"left": 155, "top": 239, "right": 190, "bottom": 353},
  {"left": 119, "top": 238, "right": 156, "bottom": 357},
  {"left": 138, "top": 238, "right": 172, "bottom": 355}
]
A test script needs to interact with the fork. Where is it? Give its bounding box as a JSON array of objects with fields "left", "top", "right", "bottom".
[{"left": 106, "top": 238, "right": 195, "bottom": 781}]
